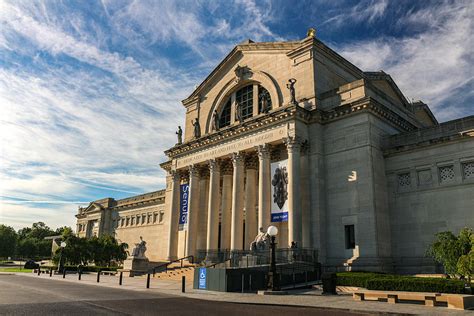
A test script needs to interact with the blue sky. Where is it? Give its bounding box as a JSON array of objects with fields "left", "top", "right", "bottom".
[{"left": 0, "top": 0, "right": 472, "bottom": 230}]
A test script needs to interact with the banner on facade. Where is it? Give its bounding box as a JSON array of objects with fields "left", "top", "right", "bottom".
[
  {"left": 270, "top": 159, "right": 288, "bottom": 222},
  {"left": 178, "top": 183, "right": 189, "bottom": 231}
]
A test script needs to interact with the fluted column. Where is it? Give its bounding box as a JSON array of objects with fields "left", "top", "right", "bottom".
[
  {"left": 196, "top": 167, "right": 210, "bottom": 252},
  {"left": 301, "top": 142, "right": 311, "bottom": 247},
  {"left": 244, "top": 155, "right": 258, "bottom": 249},
  {"left": 206, "top": 160, "right": 221, "bottom": 252},
  {"left": 185, "top": 165, "right": 200, "bottom": 257},
  {"left": 257, "top": 144, "right": 271, "bottom": 231},
  {"left": 166, "top": 170, "right": 181, "bottom": 260},
  {"left": 231, "top": 152, "right": 245, "bottom": 251},
  {"left": 220, "top": 160, "right": 233, "bottom": 250},
  {"left": 286, "top": 137, "right": 302, "bottom": 247}
]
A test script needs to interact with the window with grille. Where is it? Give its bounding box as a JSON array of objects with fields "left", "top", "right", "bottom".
[
  {"left": 463, "top": 162, "right": 474, "bottom": 179},
  {"left": 439, "top": 166, "right": 455, "bottom": 183},
  {"left": 398, "top": 173, "right": 411, "bottom": 188},
  {"left": 219, "top": 99, "right": 231, "bottom": 128},
  {"left": 236, "top": 85, "right": 253, "bottom": 120}
]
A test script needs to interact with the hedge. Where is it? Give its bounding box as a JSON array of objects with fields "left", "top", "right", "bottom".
[
  {"left": 366, "top": 277, "right": 466, "bottom": 294},
  {"left": 336, "top": 272, "right": 469, "bottom": 294},
  {"left": 40, "top": 265, "right": 122, "bottom": 272}
]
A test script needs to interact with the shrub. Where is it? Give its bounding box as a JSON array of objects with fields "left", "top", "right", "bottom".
[
  {"left": 336, "top": 272, "right": 392, "bottom": 288},
  {"left": 366, "top": 277, "right": 466, "bottom": 294},
  {"left": 41, "top": 265, "right": 122, "bottom": 272}
]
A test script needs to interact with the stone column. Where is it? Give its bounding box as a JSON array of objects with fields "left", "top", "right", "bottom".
[
  {"left": 185, "top": 165, "right": 200, "bottom": 258},
  {"left": 220, "top": 160, "right": 233, "bottom": 250},
  {"left": 257, "top": 144, "right": 271, "bottom": 231},
  {"left": 206, "top": 160, "right": 221, "bottom": 252},
  {"left": 196, "top": 167, "right": 210, "bottom": 253},
  {"left": 285, "top": 137, "right": 302, "bottom": 247},
  {"left": 231, "top": 152, "right": 245, "bottom": 251},
  {"left": 244, "top": 155, "right": 258, "bottom": 249},
  {"left": 301, "top": 142, "right": 311, "bottom": 247},
  {"left": 166, "top": 170, "right": 181, "bottom": 261}
]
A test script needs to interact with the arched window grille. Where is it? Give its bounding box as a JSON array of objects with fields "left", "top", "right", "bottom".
[
  {"left": 218, "top": 84, "right": 271, "bottom": 129},
  {"left": 219, "top": 99, "right": 232, "bottom": 128}
]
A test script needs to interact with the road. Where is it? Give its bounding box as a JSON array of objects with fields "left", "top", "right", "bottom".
[{"left": 0, "top": 274, "right": 385, "bottom": 316}]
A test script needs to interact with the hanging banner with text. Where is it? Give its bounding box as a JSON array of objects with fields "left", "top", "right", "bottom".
[
  {"left": 178, "top": 183, "right": 189, "bottom": 230},
  {"left": 270, "top": 159, "right": 289, "bottom": 222}
]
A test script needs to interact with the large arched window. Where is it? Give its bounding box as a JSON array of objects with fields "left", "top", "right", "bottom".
[
  {"left": 217, "top": 84, "right": 271, "bottom": 129},
  {"left": 219, "top": 99, "right": 231, "bottom": 128}
]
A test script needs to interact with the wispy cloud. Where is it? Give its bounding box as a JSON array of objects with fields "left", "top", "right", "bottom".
[
  {"left": 337, "top": 1, "right": 473, "bottom": 121},
  {"left": 321, "top": 0, "right": 389, "bottom": 27}
]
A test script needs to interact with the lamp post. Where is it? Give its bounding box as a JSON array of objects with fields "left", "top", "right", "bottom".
[
  {"left": 57, "top": 241, "right": 67, "bottom": 273},
  {"left": 266, "top": 225, "right": 280, "bottom": 291}
]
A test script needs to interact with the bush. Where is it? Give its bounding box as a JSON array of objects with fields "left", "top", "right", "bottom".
[
  {"left": 336, "top": 272, "right": 392, "bottom": 288},
  {"left": 336, "top": 272, "right": 469, "bottom": 294},
  {"left": 366, "top": 277, "right": 466, "bottom": 294},
  {"left": 41, "top": 265, "right": 122, "bottom": 272}
]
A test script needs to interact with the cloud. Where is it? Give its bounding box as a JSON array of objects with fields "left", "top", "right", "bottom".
[
  {"left": 321, "top": 0, "right": 389, "bottom": 27},
  {"left": 336, "top": 1, "right": 473, "bottom": 121}
]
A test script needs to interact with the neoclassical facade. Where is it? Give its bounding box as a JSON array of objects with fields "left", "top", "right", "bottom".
[{"left": 76, "top": 31, "right": 474, "bottom": 272}]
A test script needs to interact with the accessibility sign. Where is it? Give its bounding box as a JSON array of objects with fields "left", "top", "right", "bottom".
[{"left": 198, "top": 268, "right": 206, "bottom": 289}]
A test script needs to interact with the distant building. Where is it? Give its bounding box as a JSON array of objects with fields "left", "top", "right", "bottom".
[{"left": 76, "top": 30, "right": 474, "bottom": 273}]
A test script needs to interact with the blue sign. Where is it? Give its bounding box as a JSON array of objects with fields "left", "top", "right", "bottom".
[
  {"left": 198, "top": 268, "right": 207, "bottom": 289},
  {"left": 271, "top": 212, "right": 288, "bottom": 222},
  {"left": 179, "top": 184, "right": 189, "bottom": 230}
]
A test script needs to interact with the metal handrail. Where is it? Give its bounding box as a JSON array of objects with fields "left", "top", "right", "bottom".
[
  {"left": 206, "top": 258, "right": 231, "bottom": 268},
  {"left": 151, "top": 255, "right": 194, "bottom": 276}
]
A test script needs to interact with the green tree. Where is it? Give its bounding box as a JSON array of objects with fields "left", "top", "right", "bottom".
[
  {"left": 16, "top": 238, "right": 38, "bottom": 259},
  {"left": 0, "top": 225, "right": 17, "bottom": 259},
  {"left": 427, "top": 227, "right": 473, "bottom": 279}
]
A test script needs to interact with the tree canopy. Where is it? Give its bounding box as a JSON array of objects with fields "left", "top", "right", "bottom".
[{"left": 0, "top": 225, "right": 17, "bottom": 258}]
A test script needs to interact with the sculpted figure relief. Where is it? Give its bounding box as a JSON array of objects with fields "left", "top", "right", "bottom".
[
  {"left": 250, "top": 227, "right": 270, "bottom": 251},
  {"left": 235, "top": 101, "right": 243, "bottom": 123},
  {"left": 287, "top": 78, "right": 297, "bottom": 105},
  {"left": 176, "top": 126, "right": 183, "bottom": 144},
  {"left": 192, "top": 118, "right": 201, "bottom": 138},
  {"left": 212, "top": 110, "right": 219, "bottom": 131},
  {"left": 258, "top": 88, "right": 271, "bottom": 114},
  {"left": 131, "top": 236, "right": 147, "bottom": 258}
]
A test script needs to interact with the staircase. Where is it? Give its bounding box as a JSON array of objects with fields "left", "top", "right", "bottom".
[{"left": 152, "top": 261, "right": 196, "bottom": 281}]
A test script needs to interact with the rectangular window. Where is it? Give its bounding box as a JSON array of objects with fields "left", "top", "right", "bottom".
[
  {"left": 344, "top": 225, "right": 355, "bottom": 249},
  {"left": 236, "top": 85, "right": 253, "bottom": 120}
]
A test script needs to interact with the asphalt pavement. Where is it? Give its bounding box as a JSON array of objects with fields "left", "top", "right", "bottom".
[{"left": 0, "top": 274, "right": 382, "bottom": 316}]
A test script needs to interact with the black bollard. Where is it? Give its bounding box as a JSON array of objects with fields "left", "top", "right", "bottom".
[
  {"left": 78, "top": 271, "right": 82, "bottom": 281},
  {"left": 37, "top": 268, "right": 41, "bottom": 276},
  {"left": 119, "top": 272, "right": 123, "bottom": 285},
  {"left": 97, "top": 271, "right": 101, "bottom": 283},
  {"left": 49, "top": 269, "right": 53, "bottom": 277},
  {"left": 182, "top": 276, "right": 185, "bottom": 293},
  {"left": 146, "top": 273, "right": 151, "bottom": 289},
  {"left": 62, "top": 269, "right": 66, "bottom": 279}
]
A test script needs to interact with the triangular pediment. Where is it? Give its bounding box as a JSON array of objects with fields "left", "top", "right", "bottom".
[
  {"left": 182, "top": 40, "right": 303, "bottom": 106},
  {"left": 365, "top": 71, "right": 409, "bottom": 108},
  {"left": 83, "top": 202, "right": 103, "bottom": 214}
]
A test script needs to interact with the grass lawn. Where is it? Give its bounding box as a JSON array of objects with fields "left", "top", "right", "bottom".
[{"left": 0, "top": 267, "right": 33, "bottom": 273}]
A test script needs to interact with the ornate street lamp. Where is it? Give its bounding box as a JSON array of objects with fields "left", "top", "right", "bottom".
[
  {"left": 57, "top": 241, "right": 67, "bottom": 273},
  {"left": 266, "top": 225, "right": 280, "bottom": 291}
]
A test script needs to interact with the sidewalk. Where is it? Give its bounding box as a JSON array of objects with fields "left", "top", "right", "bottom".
[{"left": 20, "top": 272, "right": 472, "bottom": 315}]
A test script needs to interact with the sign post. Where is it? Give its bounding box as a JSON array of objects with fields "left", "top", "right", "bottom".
[{"left": 198, "top": 268, "right": 207, "bottom": 290}]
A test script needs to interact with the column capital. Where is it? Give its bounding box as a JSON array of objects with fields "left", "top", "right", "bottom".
[
  {"left": 232, "top": 152, "right": 245, "bottom": 167},
  {"left": 257, "top": 144, "right": 271, "bottom": 160},
  {"left": 170, "top": 170, "right": 181, "bottom": 181},
  {"left": 221, "top": 159, "right": 233, "bottom": 175},
  {"left": 284, "top": 136, "right": 302, "bottom": 153},
  {"left": 208, "top": 159, "right": 220, "bottom": 173},
  {"left": 199, "top": 166, "right": 210, "bottom": 179},
  {"left": 245, "top": 154, "right": 258, "bottom": 170},
  {"left": 188, "top": 165, "right": 200, "bottom": 178}
]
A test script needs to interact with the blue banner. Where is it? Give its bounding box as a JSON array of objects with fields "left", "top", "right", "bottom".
[
  {"left": 198, "top": 268, "right": 207, "bottom": 289},
  {"left": 179, "top": 183, "right": 189, "bottom": 230}
]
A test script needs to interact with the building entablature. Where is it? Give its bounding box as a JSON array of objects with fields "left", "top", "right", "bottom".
[{"left": 383, "top": 116, "right": 474, "bottom": 155}]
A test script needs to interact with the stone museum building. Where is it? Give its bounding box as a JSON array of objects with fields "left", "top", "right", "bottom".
[{"left": 76, "top": 30, "right": 474, "bottom": 273}]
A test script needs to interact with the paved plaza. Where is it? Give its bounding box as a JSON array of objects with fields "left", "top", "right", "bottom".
[{"left": 0, "top": 273, "right": 472, "bottom": 315}]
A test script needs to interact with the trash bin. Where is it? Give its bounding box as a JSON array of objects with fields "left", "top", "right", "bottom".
[{"left": 322, "top": 272, "right": 337, "bottom": 295}]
